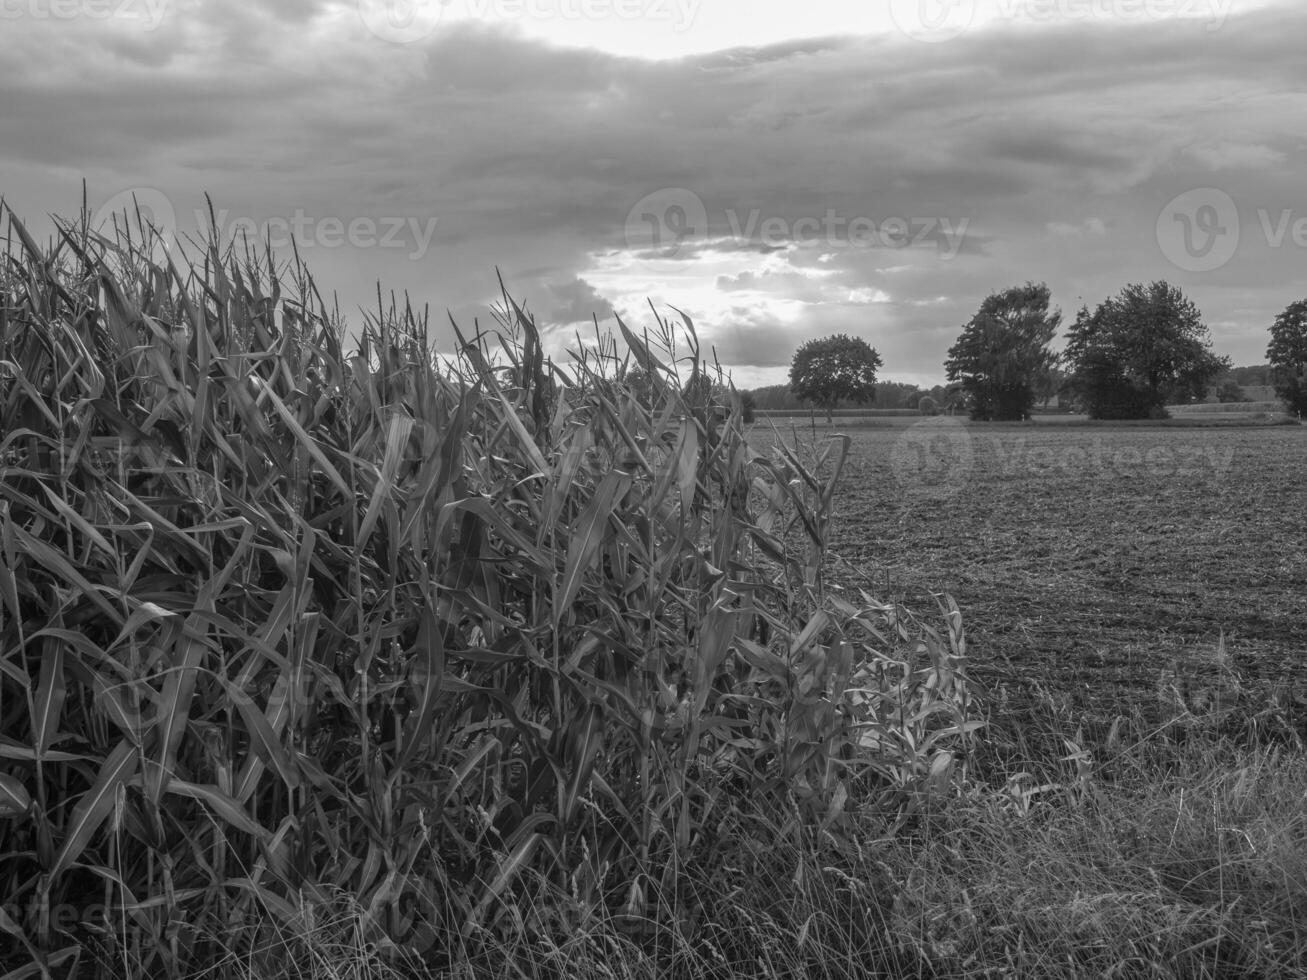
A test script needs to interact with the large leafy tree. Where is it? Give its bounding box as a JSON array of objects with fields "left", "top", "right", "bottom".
[
  {"left": 788, "top": 334, "right": 883, "bottom": 423},
  {"left": 945, "top": 282, "right": 1060, "bottom": 421},
  {"left": 1267, "top": 299, "right": 1307, "bottom": 416},
  {"left": 1064, "top": 281, "right": 1229, "bottom": 419}
]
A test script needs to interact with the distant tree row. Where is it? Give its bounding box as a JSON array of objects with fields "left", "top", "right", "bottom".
[
  {"left": 1222, "top": 364, "right": 1275, "bottom": 387},
  {"left": 755, "top": 336, "right": 956, "bottom": 420},
  {"left": 944, "top": 280, "right": 1235, "bottom": 420},
  {"left": 749, "top": 378, "right": 952, "bottom": 413},
  {"left": 943, "top": 281, "right": 1307, "bottom": 420},
  {"left": 740, "top": 282, "right": 1307, "bottom": 423}
]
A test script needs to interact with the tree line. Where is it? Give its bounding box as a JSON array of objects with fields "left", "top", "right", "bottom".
[
  {"left": 748, "top": 379, "right": 954, "bottom": 413},
  {"left": 761, "top": 282, "right": 1307, "bottom": 422}
]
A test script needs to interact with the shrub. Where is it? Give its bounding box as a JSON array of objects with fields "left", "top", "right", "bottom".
[
  {"left": 1217, "top": 379, "right": 1249, "bottom": 403},
  {"left": 918, "top": 395, "right": 939, "bottom": 416},
  {"left": 740, "top": 389, "right": 757, "bottom": 423},
  {"left": 1065, "top": 283, "right": 1228, "bottom": 419},
  {"left": 0, "top": 201, "right": 981, "bottom": 976}
]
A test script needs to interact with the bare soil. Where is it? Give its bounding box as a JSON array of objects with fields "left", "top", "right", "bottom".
[{"left": 774, "top": 419, "right": 1307, "bottom": 725}]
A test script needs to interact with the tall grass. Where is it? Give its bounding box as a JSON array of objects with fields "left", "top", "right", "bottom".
[{"left": 0, "top": 199, "right": 980, "bottom": 978}]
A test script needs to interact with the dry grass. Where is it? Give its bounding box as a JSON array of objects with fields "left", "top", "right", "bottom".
[{"left": 882, "top": 722, "right": 1307, "bottom": 978}]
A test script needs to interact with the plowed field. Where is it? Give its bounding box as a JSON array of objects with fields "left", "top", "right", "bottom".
[{"left": 785, "top": 419, "right": 1307, "bottom": 723}]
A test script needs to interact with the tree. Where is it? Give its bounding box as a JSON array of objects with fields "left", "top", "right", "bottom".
[
  {"left": 1228, "top": 364, "right": 1272, "bottom": 387},
  {"left": 1064, "top": 281, "right": 1229, "bottom": 420},
  {"left": 875, "top": 380, "right": 924, "bottom": 409},
  {"left": 1267, "top": 299, "right": 1307, "bottom": 416},
  {"left": 945, "top": 282, "right": 1060, "bottom": 421},
  {"left": 740, "top": 390, "right": 757, "bottom": 423},
  {"left": 787, "top": 334, "right": 883, "bottom": 423},
  {"left": 1216, "top": 380, "right": 1248, "bottom": 403},
  {"left": 745, "top": 383, "right": 796, "bottom": 410}
]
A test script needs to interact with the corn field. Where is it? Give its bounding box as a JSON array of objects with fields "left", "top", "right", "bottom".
[{"left": 0, "top": 199, "right": 981, "bottom": 978}]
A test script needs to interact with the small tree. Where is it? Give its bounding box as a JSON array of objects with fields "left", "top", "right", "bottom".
[
  {"left": 918, "top": 395, "right": 938, "bottom": 416},
  {"left": 1267, "top": 299, "right": 1307, "bottom": 416},
  {"left": 788, "top": 334, "right": 883, "bottom": 423},
  {"left": 1216, "top": 379, "right": 1248, "bottom": 403},
  {"left": 1064, "top": 281, "right": 1229, "bottom": 419},
  {"left": 740, "top": 390, "right": 757, "bottom": 423},
  {"left": 945, "top": 282, "right": 1060, "bottom": 421}
]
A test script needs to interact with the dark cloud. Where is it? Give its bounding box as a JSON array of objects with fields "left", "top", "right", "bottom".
[
  {"left": 1, "top": 3, "right": 1304, "bottom": 382},
  {"left": 699, "top": 314, "right": 804, "bottom": 369},
  {"left": 543, "top": 276, "right": 616, "bottom": 325}
]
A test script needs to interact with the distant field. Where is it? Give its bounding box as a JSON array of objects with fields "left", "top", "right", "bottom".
[
  {"left": 755, "top": 410, "right": 1298, "bottom": 428},
  {"left": 754, "top": 407, "right": 922, "bottom": 418},
  {"left": 762, "top": 421, "right": 1307, "bottom": 721},
  {"left": 1168, "top": 399, "right": 1290, "bottom": 415},
  {"left": 1228, "top": 384, "right": 1280, "bottom": 402}
]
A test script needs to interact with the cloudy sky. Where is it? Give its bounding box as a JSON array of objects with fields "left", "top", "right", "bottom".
[{"left": 2, "top": 0, "right": 1303, "bottom": 387}]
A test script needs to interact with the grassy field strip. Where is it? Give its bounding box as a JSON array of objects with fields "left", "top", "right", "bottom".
[{"left": 1168, "top": 400, "right": 1290, "bottom": 414}]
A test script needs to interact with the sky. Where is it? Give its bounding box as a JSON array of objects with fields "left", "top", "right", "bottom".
[{"left": 1, "top": 0, "right": 1303, "bottom": 389}]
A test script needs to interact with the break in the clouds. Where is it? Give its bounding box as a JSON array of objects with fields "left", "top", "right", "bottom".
[{"left": 0, "top": 0, "right": 1302, "bottom": 387}]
